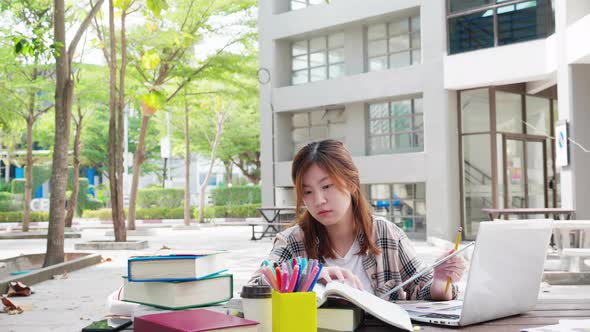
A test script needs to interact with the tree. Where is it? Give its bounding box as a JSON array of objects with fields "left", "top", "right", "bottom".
[
  {"left": 0, "top": 0, "right": 55, "bottom": 232},
  {"left": 125, "top": 0, "right": 256, "bottom": 230},
  {"left": 45, "top": 0, "right": 104, "bottom": 267},
  {"left": 65, "top": 63, "right": 106, "bottom": 228},
  {"left": 193, "top": 97, "right": 230, "bottom": 223}
]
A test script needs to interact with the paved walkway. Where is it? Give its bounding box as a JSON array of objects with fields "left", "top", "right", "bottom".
[{"left": 0, "top": 225, "right": 589, "bottom": 332}]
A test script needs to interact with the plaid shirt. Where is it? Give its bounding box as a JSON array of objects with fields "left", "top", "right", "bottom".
[{"left": 249, "top": 216, "right": 458, "bottom": 301}]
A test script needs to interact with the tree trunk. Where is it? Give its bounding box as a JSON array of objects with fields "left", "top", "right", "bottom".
[
  {"left": 119, "top": 11, "right": 130, "bottom": 231},
  {"left": 127, "top": 114, "right": 149, "bottom": 230},
  {"left": 45, "top": 0, "right": 70, "bottom": 267},
  {"left": 222, "top": 160, "right": 232, "bottom": 186},
  {"left": 65, "top": 105, "right": 83, "bottom": 228},
  {"left": 107, "top": 0, "right": 126, "bottom": 241},
  {"left": 45, "top": 0, "right": 104, "bottom": 266},
  {"left": 23, "top": 116, "right": 34, "bottom": 232},
  {"left": 198, "top": 111, "right": 226, "bottom": 223},
  {"left": 184, "top": 102, "right": 191, "bottom": 226}
]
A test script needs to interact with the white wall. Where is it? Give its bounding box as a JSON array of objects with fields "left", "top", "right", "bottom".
[
  {"left": 444, "top": 39, "right": 553, "bottom": 90},
  {"left": 268, "top": 0, "right": 421, "bottom": 40},
  {"left": 273, "top": 66, "right": 424, "bottom": 112}
]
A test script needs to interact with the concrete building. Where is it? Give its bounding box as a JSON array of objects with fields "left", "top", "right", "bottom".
[{"left": 258, "top": 0, "right": 590, "bottom": 241}]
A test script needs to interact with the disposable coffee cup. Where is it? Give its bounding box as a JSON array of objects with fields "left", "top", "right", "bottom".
[{"left": 241, "top": 285, "right": 272, "bottom": 332}]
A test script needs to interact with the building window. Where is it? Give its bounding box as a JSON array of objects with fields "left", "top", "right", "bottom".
[
  {"left": 290, "top": 0, "right": 323, "bottom": 11},
  {"left": 448, "top": 0, "right": 555, "bottom": 55},
  {"left": 368, "top": 183, "right": 426, "bottom": 238},
  {"left": 291, "top": 109, "right": 346, "bottom": 156},
  {"left": 367, "top": 15, "right": 421, "bottom": 72},
  {"left": 367, "top": 97, "right": 423, "bottom": 154},
  {"left": 291, "top": 33, "right": 345, "bottom": 85}
]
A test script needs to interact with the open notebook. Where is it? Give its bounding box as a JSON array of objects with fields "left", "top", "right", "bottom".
[{"left": 314, "top": 282, "right": 413, "bottom": 331}]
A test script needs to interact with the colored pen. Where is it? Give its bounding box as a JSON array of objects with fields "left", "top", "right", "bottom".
[
  {"left": 281, "top": 270, "right": 289, "bottom": 292},
  {"left": 297, "top": 271, "right": 307, "bottom": 292},
  {"left": 262, "top": 267, "right": 278, "bottom": 291},
  {"left": 301, "top": 265, "right": 319, "bottom": 292},
  {"left": 276, "top": 267, "right": 282, "bottom": 291},
  {"left": 445, "top": 227, "right": 462, "bottom": 294},
  {"left": 288, "top": 265, "right": 300, "bottom": 292},
  {"left": 308, "top": 263, "right": 323, "bottom": 291}
]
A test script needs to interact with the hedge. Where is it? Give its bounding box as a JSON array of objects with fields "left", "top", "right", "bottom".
[
  {"left": 11, "top": 179, "right": 25, "bottom": 194},
  {"left": 0, "top": 200, "right": 22, "bottom": 212},
  {"left": 82, "top": 204, "right": 260, "bottom": 220},
  {"left": 85, "top": 198, "right": 104, "bottom": 211},
  {"left": 0, "top": 192, "right": 14, "bottom": 201},
  {"left": 211, "top": 186, "right": 261, "bottom": 205},
  {"left": 137, "top": 188, "right": 185, "bottom": 208},
  {"left": 0, "top": 211, "right": 49, "bottom": 222},
  {"left": 9, "top": 165, "right": 52, "bottom": 194}
]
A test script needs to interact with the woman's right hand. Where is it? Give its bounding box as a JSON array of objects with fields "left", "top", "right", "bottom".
[{"left": 318, "top": 266, "right": 364, "bottom": 290}]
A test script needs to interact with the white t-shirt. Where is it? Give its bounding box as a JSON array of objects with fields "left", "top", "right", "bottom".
[{"left": 323, "top": 239, "right": 374, "bottom": 294}]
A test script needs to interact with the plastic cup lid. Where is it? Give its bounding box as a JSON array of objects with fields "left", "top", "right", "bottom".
[{"left": 241, "top": 285, "right": 272, "bottom": 298}]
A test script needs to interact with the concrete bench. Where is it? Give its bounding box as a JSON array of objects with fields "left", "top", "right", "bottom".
[{"left": 561, "top": 248, "right": 590, "bottom": 272}]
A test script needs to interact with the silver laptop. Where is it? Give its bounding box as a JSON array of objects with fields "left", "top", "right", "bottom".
[{"left": 400, "top": 219, "right": 553, "bottom": 327}]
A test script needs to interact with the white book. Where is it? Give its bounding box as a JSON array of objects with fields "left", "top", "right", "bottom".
[
  {"left": 314, "top": 282, "right": 413, "bottom": 331},
  {"left": 122, "top": 274, "right": 233, "bottom": 310}
]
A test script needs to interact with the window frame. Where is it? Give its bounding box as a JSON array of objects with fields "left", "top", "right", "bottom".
[
  {"left": 366, "top": 15, "right": 421, "bottom": 72},
  {"left": 367, "top": 182, "right": 427, "bottom": 235},
  {"left": 291, "top": 108, "right": 346, "bottom": 156},
  {"left": 291, "top": 33, "right": 345, "bottom": 85},
  {"left": 366, "top": 97, "right": 424, "bottom": 155},
  {"left": 446, "top": 0, "right": 555, "bottom": 55}
]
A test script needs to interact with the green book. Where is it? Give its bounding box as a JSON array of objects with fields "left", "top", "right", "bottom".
[{"left": 122, "top": 274, "right": 233, "bottom": 310}]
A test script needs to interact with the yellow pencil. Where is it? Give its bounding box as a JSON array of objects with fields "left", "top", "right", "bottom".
[{"left": 445, "top": 226, "right": 462, "bottom": 294}]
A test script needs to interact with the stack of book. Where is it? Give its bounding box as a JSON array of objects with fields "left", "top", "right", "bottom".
[{"left": 122, "top": 251, "right": 233, "bottom": 310}]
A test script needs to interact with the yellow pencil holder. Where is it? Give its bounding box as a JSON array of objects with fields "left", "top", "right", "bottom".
[{"left": 271, "top": 290, "right": 316, "bottom": 332}]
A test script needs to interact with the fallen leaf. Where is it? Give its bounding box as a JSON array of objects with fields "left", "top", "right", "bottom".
[
  {"left": 160, "top": 245, "right": 171, "bottom": 250},
  {"left": 101, "top": 257, "right": 112, "bottom": 263},
  {"left": 1, "top": 296, "right": 23, "bottom": 315},
  {"left": 6, "top": 282, "right": 33, "bottom": 297}
]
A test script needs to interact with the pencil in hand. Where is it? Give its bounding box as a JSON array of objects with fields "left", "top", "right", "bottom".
[{"left": 445, "top": 227, "right": 462, "bottom": 294}]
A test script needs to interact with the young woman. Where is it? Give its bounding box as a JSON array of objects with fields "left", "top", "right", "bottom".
[{"left": 250, "top": 139, "right": 465, "bottom": 301}]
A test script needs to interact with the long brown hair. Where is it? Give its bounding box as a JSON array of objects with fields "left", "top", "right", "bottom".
[{"left": 291, "top": 139, "right": 381, "bottom": 260}]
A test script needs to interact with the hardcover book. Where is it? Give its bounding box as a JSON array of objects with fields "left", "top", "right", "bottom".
[
  {"left": 133, "top": 308, "right": 259, "bottom": 332},
  {"left": 122, "top": 274, "right": 233, "bottom": 310},
  {"left": 127, "top": 251, "right": 226, "bottom": 282}
]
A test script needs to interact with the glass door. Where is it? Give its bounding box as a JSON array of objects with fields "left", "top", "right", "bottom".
[{"left": 501, "top": 133, "right": 548, "bottom": 213}]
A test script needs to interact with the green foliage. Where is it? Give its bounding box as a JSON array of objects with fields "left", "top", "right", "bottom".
[
  {"left": 11, "top": 179, "right": 24, "bottom": 194},
  {"left": 0, "top": 182, "right": 11, "bottom": 192},
  {"left": 137, "top": 188, "right": 184, "bottom": 208},
  {"left": 66, "top": 177, "right": 90, "bottom": 216},
  {"left": 82, "top": 204, "right": 260, "bottom": 220},
  {"left": 146, "top": 0, "right": 169, "bottom": 18},
  {"left": 211, "top": 186, "right": 261, "bottom": 205},
  {"left": 32, "top": 165, "right": 52, "bottom": 189},
  {"left": 85, "top": 198, "right": 104, "bottom": 211},
  {"left": 0, "top": 211, "right": 49, "bottom": 222},
  {"left": 0, "top": 192, "right": 14, "bottom": 201},
  {"left": 0, "top": 199, "right": 22, "bottom": 212},
  {"left": 82, "top": 208, "right": 116, "bottom": 220}
]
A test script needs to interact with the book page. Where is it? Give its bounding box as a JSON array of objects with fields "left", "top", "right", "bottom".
[{"left": 314, "top": 282, "right": 412, "bottom": 331}]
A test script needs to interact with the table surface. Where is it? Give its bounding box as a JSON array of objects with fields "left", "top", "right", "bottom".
[
  {"left": 395, "top": 301, "right": 589, "bottom": 332},
  {"left": 482, "top": 208, "right": 575, "bottom": 214},
  {"left": 123, "top": 299, "right": 589, "bottom": 332}
]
